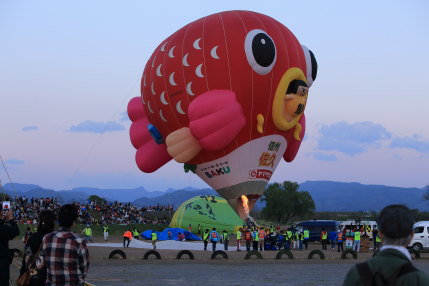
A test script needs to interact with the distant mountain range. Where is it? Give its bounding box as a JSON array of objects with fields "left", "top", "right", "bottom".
[{"left": 2, "top": 181, "right": 428, "bottom": 212}]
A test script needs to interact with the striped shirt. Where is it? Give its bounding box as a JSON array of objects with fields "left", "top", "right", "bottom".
[{"left": 42, "top": 230, "right": 90, "bottom": 285}]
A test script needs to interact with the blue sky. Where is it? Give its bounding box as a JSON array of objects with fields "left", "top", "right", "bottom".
[{"left": 1, "top": 0, "right": 428, "bottom": 191}]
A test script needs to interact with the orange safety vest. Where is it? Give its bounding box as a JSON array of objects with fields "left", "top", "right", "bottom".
[
  {"left": 123, "top": 231, "right": 133, "bottom": 239},
  {"left": 245, "top": 232, "right": 251, "bottom": 240},
  {"left": 337, "top": 233, "right": 343, "bottom": 241},
  {"left": 258, "top": 230, "right": 266, "bottom": 239}
]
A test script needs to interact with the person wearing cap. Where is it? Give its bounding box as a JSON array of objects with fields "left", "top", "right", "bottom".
[{"left": 343, "top": 204, "right": 429, "bottom": 285}]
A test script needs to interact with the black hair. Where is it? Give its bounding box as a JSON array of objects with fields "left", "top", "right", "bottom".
[
  {"left": 38, "top": 210, "right": 56, "bottom": 234},
  {"left": 58, "top": 204, "right": 78, "bottom": 228},
  {"left": 377, "top": 204, "right": 414, "bottom": 239}
]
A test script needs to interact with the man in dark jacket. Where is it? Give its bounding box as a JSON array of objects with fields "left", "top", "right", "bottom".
[
  {"left": 343, "top": 205, "right": 429, "bottom": 285},
  {"left": 0, "top": 209, "right": 20, "bottom": 285}
]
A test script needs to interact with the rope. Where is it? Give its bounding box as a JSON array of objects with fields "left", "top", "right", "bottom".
[
  {"left": 67, "top": 77, "right": 140, "bottom": 188},
  {"left": 0, "top": 154, "right": 17, "bottom": 200}
]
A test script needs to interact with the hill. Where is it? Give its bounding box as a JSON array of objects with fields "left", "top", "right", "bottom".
[
  {"left": 2, "top": 181, "right": 428, "bottom": 212},
  {"left": 299, "top": 181, "right": 428, "bottom": 212}
]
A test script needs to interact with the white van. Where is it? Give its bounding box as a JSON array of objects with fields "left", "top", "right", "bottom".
[
  {"left": 339, "top": 220, "right": 378, "bottom": 233},
  {"left": 409, "top": 221, "right": 429, "bottom": 251}
]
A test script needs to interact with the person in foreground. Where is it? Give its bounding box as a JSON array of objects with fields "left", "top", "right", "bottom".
[
  {"left": 343, "top": 204, "right": 429, "bottom": 286},
  {"left": 20, "top": 210, "right": 56, "bottom": 286},
  {"left": 0, "top": 209, "right": 20, "bottom": 285},
  {"left": 43, "top": 204, "right": 90, "bottom": 285}
]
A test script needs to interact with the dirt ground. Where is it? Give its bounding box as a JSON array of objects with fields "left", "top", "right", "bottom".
[{"left": 9, "top": 237, "right": 429, "bottom": 286}]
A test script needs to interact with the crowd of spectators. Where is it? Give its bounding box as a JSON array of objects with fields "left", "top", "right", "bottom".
[{"left": 11, "top": 196, "right": 173, "bottom": 226}]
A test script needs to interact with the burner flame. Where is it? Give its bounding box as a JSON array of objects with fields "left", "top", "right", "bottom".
[{"left": 241, "top": 195, "right": 250, "bottom": 217}]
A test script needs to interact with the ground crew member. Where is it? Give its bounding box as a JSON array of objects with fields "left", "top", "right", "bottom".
[
  {"left": 303, "top": 228, "right": 310, "bottom": 250},
  {"left": 285, "top": 228, "right": 292, "bottom": 250},
  {"left": 203, "top": 229, "right": 210, "bottom": 251},
  {"left": 223, "top": 230, "right": 229, "bottom": 251},
  {"left": 298, "top": 231, "right": 304, "bottom": 250},
  {"left": 123, "top": 229, "right": 132, "bottom": 248},
  {"left": 258, "top": 227, "right": 266, "bottom": 251},
  {"left": 81, "top": 225, "right": 93, "bottom": 243},
  {"left": 244, "top": 228, "right": 252, "bottom": 251},
  {"left": 236, "top": 228, "right": 243, "bottom": 251},
  {"left": 252, "top": 229, "right": 259, "bottom": 250},
  {"left": 292, "top": 230, "right": 299, "bottom": 249},
  {"left": 353, "top": 228, "right": 361, "bottom": 252},
  {"left": 337, "top": 230, "right": 344, "bottom": 252},
  {"left": 321, "top": 228, "right": 328, "bottom": 250},
  {"left": 375, "top": 232, "right": 382, "bottom": 251},
  {"left": 210, "top": 227, "right": 219, "bottom": 251},
  {"left": 151, "top": 231, "right": 157, "bottom": 249},
  {"left": 103, "top": 224, "right": 109, "bottom": 242},
  {"left": 133, "top": 229, "right": 140, "bottom": 240}
]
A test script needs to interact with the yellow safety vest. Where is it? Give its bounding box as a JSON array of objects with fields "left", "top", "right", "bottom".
[
  {"left": 203, "top": 232, "right": 209, "bottom": 241},
  {"left": 321, "top": 232, "right": 327, "bottom": 240},
  {"left": 236, "top": 231, "right": 242, "bottom": 240},
  {"left": 223, "top": 233, "right": 229, "bottom": 241},
  {"left": 103, "top": 226, "right": 109, "bottom": 232},
  {"left": 376, "top": 234, "right": 382, "bottom": 243},
  {"left": 354, "top": 231, "right": 361, "bottom": 241},
  {"left": 151, "top": 233, "right": 157, "bottom": 241},
  {"left": 133, "top": 230, "right": 139, "bottom": 236},
  {"left": 85, "top": 228, "right": 92, "bottom": 236},
  {"left": 303, "top": 230, "right": 310, "bottom": 239}
]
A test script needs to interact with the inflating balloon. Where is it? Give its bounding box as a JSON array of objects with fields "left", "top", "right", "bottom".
[{"left": 128, "top": 10, "right": 317, "bottom": 221}]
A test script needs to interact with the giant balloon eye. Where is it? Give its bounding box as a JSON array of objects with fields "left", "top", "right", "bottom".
[
  {"left": 302, "top": 45, "right": 318, "bottom": 87},
  {"left": 244, "top": 29, "right": 276, "bottom": 75}
]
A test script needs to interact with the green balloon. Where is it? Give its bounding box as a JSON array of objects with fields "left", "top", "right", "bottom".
[{"left": 170, "top": 195, "right": 244, "bottom": 233}]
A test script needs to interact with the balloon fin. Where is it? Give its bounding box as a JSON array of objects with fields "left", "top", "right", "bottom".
[
  {"left": 166, "top": 127, "right": 202, "bottom": 163},
  {"left": 128, "top": 97, "right": 172, "bottom": 173},
  {"left": 188, "top": 90, "right": 246, "bottom": 151}
]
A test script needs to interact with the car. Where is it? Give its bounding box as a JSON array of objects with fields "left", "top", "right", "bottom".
[
  {"left": 296, "top": 220, "right": 340, "bottom": 242},
  {"left": 408, "top": 221, "right": 429, "bottom": 252}
]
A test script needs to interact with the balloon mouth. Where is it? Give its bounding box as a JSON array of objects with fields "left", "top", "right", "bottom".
[
  {"left": 234, "top": 195, "right": 260, "bottom": 221},
  {"left": 272, "top": 67, "right": 307, "bottom": 131}
]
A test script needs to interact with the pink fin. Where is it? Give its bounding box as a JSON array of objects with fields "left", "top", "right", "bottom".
[
  {"left": 127, "top": 97, "right": 171, "bottom": 172},
  {"left": 283, "top": 114, "right": 306, "bottom": 162},
  {"left": 188, "top": 90, "right": 246, "bottom": 151}
]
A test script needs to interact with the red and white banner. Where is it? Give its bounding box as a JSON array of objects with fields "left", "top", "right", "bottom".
[{"left": 196, "top": 135, "right": 286, "bottom": 191}]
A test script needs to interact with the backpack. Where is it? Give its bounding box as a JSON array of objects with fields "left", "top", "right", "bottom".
[{"left": 356, "top": 261, "right": 418, "bottom": 285}]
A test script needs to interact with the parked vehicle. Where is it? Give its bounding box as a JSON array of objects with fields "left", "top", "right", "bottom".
[
  {"left": 340, "top": 220, "right": 378, "bottom": 232},
  {"left": 296, "top": 220, "right": 340, "bottom": 242},
  {"left": 408, "top": 221, "right": 429, "bottom": 251}
]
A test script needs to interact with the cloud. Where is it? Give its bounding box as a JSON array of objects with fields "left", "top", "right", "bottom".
[
  {"left": 313, "top": 152, "right": 338, "bottom": 162},
  {"left": 317, "top": 121, "right": 391, "bottom": 155},
  {"left": 5, "top": 159, "right": 25, "bottom": 165},
  {"left": 68, "top": 120, "right": 125, "bottom": 134},
  {"left": 21, "top": 126, "right": 38, "bottom": 131},
  {"left": 390, "top": 136, "right": 429, "bottom": 153}
]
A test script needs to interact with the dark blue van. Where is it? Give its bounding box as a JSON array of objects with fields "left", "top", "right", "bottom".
[{"left": 296, "top": 220, "right": 340, "bottom": 242}]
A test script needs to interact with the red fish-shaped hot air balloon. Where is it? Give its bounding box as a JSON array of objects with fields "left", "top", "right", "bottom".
[{"left": 128, "top": 10, "right": 317, "bottom": 220}]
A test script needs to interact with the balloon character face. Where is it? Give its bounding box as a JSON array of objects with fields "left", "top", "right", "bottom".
[{"left": 128, "top": 10, "right": 318, "bottom": 220}]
